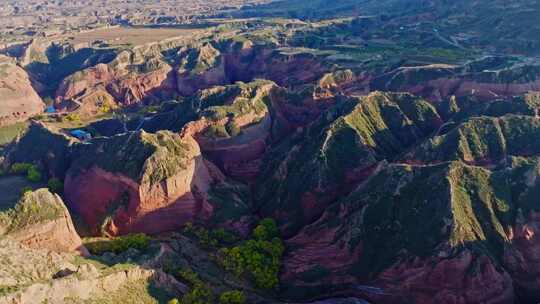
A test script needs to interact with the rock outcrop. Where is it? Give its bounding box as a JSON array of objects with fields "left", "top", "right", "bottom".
[
  {"left": 0, "top": 56, "right": 44, "bottom": 127},
  {"left": 2, "top": 122, "right": 75, "bottom": 178},
  {"left": 176, "top": 43, "right": 228, "bottom": 96},
  {"left": 55, "top": 51, "right": 176, "bottom": 116},
  {"left": 0, "top": 237, "right": 184, "bottom": 304},
  {"left": 64, "top": 130, "right": 228, "bottom": 236},
  {"left": 0, "top": 189, "right": 87, "bottom": 255}
]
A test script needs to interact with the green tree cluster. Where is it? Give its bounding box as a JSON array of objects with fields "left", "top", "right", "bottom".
[
  {"left": 10, "top": 163, "right": 42, "bottom": 183},
  {"left": 175, "top": 269, "right": 214, "bottom": 304},
  {"left": 220, "top": 218, "right": 284, "bottom": 290},
  {"left": 47, "top": 178, "right": 64, "bottom": 194},
  {"left": 169, "top": 269, "right": 247, "bottom": 304},
  {"left": 84, "top": 233, "right": 150, "bottom": 255},
  {"left": 183, "top": 223, "right": 238, "bottom": 248},
  {"left": 219, "top": 290, "right": 246, "bottom": 304}
]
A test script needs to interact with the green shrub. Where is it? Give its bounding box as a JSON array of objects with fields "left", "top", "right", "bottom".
[
  {"left": 10, "top": 163, "right": 42, "bottom": 183},
  {"left": 167, "top": 299, "right": 180, "bottom": 304},
  {"left": 20, "top": 186, "right": 32, "bottom": 196},
  {"left": 183, "top": 223, "right": 238, "bottom": 248},
  {"left": 47, "top": 178, "right": 64, "bottom": 194},
  {"left": 139, "top": 105, "right": 161, "bottom": 115},
  {"left": 64, "top": 113, "right": 81, "bottom": 122},
  {"left": 84, "top": 233, "right": 150, "bottom": 255},
  {"left": 219, "top": 290, "right": 246, "bottom": 304},
  {"left": 220, "top": 218, "right": 284, "bottom": 290},
  {"left": 176, "top": 269, "right": 214, "bottom": 304},
  {"left": 10, "top": 163, "right": 33, "bottom": 174},
  {"left": 253, "top": 218, "right": 279, "bottom": 241},
  {"left": 204, "top": 125, "right": 229, "bottom": 138},
  {"left": 211, "top": 228, "right": 238, "bottom": 244},
  {"left": 3, "top": 189, "right": 64, "bottom": 231},
  {"left": 26, "top": 167, "right": 42, "bottom": 183},
  {"left": 99, "top": 103, "right": 112, "bottom": 114}
]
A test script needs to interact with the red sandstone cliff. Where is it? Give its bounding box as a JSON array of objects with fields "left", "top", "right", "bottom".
[{"left": 64, "top": 130, "right": 224, "bottom": 236}]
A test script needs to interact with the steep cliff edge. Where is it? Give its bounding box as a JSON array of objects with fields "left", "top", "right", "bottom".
[
  {"left": 64, "top": 129, "right": 252, "bottom": 236},
  {"left": 0, "top": 189, "right": 87, "bottom": 255}
]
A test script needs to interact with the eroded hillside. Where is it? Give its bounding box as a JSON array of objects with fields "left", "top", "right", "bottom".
[{"left": 2, "top": 1, "right": 540, "bottom": 304}]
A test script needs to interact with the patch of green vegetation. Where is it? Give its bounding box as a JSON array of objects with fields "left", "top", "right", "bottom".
[
  {"left": 47, "top": 178, "right": 64, "bottom": 194},
  {"left": 19, "top": 186, "right": 33, "bottom": 196},
  {"left": 71, "top": 131, "right": 190, "bottom": 184},
  {"left": 173, "top": 269, "right": 214, "bottom": 304},
  {"left": 9, "top": 163, "right": 43, "bottom": 183},
  {"left": 10, "top": 163, "right": 34, "bottom": 175},
  {"left": 447, "top": 163, "right": 510, "bottom": 256},
  {"left": 179, "top": 43, "right": 222, "bottom": 75},
  {"left": 219, "top": 218, "right": 284, "bottom": 290},
  {"left": 26, "top": 166, "right": 42, "bottom": 183},
  {"left": 256, "top": 92, "right": 441, "bottom": 234},
  {"left": 0, "top": 122, "right": 29, "bottom": 147},
  {"left": 204, "top": 125, "right": 229, "bottom": 139},
  {"left": 219, "top": 290, "right": 246, "bottom": 304},
  {"left": 84, "top": 233, "right": 150, "bottom": 255},
  {"left": 200, "top": 81, "right": 271, "bottom": 122},
  {"left": 412, "top": 114, "right": 540, "bottom": 163},
  {"left": 63, "top": 113, "right": 81, "bottom": 123},
  {"left": 183, "top": 223, "right": 238, "bottom": 248},
  {"left": 424, "top": 47, "right": 472, "bottom": 61},
  {"left": 0, "top": 285, "right": 19, "bottom": 297}
]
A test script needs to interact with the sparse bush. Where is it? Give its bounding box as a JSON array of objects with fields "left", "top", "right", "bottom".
[
  {"left": 139, "top": 105, "right": 161, "bottom": 115},
  {"left": 10, "top": 163, "right": 42, "bottom": 183},
  {"left": 20, "top": 186, "right": 32, "bottom": 196},
  {"left": 176, "top": 269, "right": 214, "bottom": 304},
  {"left": 253, "top": 218, "right": 279, "bottom": 241},
  {"left": 99, "top": 103, "right": 112, "bottom": 114},
  {"left": 84, "top": 233, "right": 150, "bottom": 255},
  {"left": 219, "top": 290, "right": 246, "bottom": 304},
  {"left": 64, "top": 113, "right": 81, "bottom": 122},
  {"left": 47, "top": 178, "right": 64, "bottom": 194},
  {"left": 211, "top": 228, "right": 238, "bottom": 245},
  {"left": 10, "top": 163, "right": 33, "bottom": 174},
  {"left": 183, "top": 223, "right": 238, "bottom": 248},
  {"left": 26, "top": 167, "right": 42, "bottom": 183},
  {"left": 204, "top": 125, "right": 229, "bottom": 138}
]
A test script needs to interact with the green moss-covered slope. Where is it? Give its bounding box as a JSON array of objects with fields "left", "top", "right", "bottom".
[
  {"left": 255, "top": 91, "right": 442, "bottom": 234},
  {"left": 69, "top": 130, "right": 190, "bottom": 184}
]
